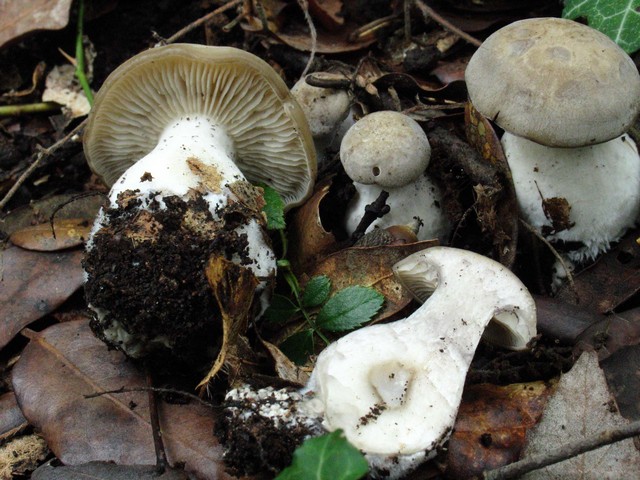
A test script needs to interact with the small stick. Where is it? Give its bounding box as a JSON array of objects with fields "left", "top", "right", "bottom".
[
  {"left": 484, "top": 419, "right": 640, "bottom": 480},
  {"left": 414, "top": 0, "right": 482, "bottom": 47},
  {"left": 84, "top": 386, "right": 217, "bottom": 408},
  {"left": 163, "top": 0, "right": 243, "bottom": 45},
  {"left": 0, "top": 119, "right": 87, "bottom": 211},
  {"left": 145, "top": 365, "right": 167, "bottom": 474},
  {"left": 351, "top": 190, "right": 390, "bottom": 242},
  {"left": 0, "top": 102, "right": 61, "bottom": 116}
]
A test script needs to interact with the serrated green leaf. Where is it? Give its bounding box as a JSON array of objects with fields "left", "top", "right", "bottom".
[
  {"left": 280, "top": 329, "right": 315, "bottom": 365},
  {"left": 275, "top": 430, "right": 369, "bottom": 480},
  {"left": 316, "top": 286, "right": 384, "bottom": 332},
  {"left": 563, "top": 0, "right": 640, "bottom": 53},
  {"left": 302, "top": 275, "right": 331, "bottom": 308},
  {"left": 261, "top": 185, "right": 286, "bottom": 230},
  {"left": 264, "top": 294, "right": 299, "bottom": 324}
]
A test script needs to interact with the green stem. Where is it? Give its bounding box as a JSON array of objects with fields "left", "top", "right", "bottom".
[
  {"left": 75, "top": 0, "right": 94, "bottom": 106},
  {"left": 0, "top": 102, "right": 61, "bottom": 116}
]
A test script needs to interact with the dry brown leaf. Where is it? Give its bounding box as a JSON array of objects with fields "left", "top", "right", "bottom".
[
  {"left": 9, "top": 219, "right": 92, "bottom": 251},
  {"left": 308, "top": 0, "right": 344, "bottom": 31},
  {"left": 11, "top": 320, "right": 241, "bottom": 480},
  {"left": 31, "top": 462, "right": 190, "bottom": 480},
  {"left": 522, "top": 351, "right": 640, "bottom": 479},
  {"left": 0, "top": 0, "right": 73, "bottom": 48},
  {"left": 446, "top": 382, "right": 554, "bottom": 478},
  {"left": 288, "top": 177, "right": 339, "bottom": 273},
  {"left": 0, "top": 246, "right": 84, "bottom": 349},
  {"left": 197, "top": 256, "right": 260, "bottom": 390},
  {"left": 0, "top": 392, "right": 28, "bottom": 440},
  {"left": 306, "top": 240, "right": 438, "bottom": 322},
  {"left": 261, "top": 339, "right": 310, "bottom": 385}
]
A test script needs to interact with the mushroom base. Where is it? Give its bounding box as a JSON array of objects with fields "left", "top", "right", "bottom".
[{"left": 83, "top": 189, "right": 269, "bottom": 368}]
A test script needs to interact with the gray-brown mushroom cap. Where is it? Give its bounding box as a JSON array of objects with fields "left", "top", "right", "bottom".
[
  {"left": 84, "top": 44, "right": 317, "bottom": 209},
  {"left": 465, "top": 18, "right": 640, "bottom": 147}
]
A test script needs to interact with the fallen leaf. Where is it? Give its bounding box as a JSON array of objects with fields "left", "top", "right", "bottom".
[
  {"left": 308, "top": 0, "right": 344, "bottom": 31},
  {"left": 31, "top": 461, "right": 189, "bottom": 480},
  {"left": 602, "top": 345, "right": 640, "bottom": 421},
  {"left": 0, "top": 246, "right": 84, "bottom": 349},
  {"left": 0, "top": 0, "right": 72, "bottom": 48},
  {"left": 261, "top": 339, "right": 310, "bottom": 385},
  {"left": 521, "top": 351, "right": 640, "bottom": 479},
  {"left": 446, "top": 382, "right": 554, "bottom": 478},
  {"left": 9, "top": 218, "right": 92, "bottom": 251},
  {"left": 197, "top": 255, "right": 260, "bottom": 390},
  {"left": 0, "top": 392, "right": 28, "bottom": 440},
  {"left": 11, "top": 320, "right": 241, "bottom": 480},
  {"left": 305, "top": 240, "right": 438, "bottom": 323}
]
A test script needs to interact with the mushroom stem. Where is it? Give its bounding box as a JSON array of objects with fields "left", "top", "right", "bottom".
[
  {"left": 110, "top": 116, "right": 239, "bottom": 204},
  {"left": 304, "top": 247, "right": 536, "bottom": 463}
]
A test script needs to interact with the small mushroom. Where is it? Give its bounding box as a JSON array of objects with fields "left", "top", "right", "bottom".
[
  {"left": 303, "top": 246, "right": 536, "bottom": 477},
  {"left": 465, "top": 18, "right": 640, "bottom": 264},
  {"left": 340, "top": 111, "right": 449, "bottom": 242},
  {"left": 83, "top": 44, "right": 316, "bottom": 362}
]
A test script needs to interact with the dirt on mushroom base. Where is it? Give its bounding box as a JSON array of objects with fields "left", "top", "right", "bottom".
[{"left": 83, "top": 185, "right": 262, "bottom": 370}]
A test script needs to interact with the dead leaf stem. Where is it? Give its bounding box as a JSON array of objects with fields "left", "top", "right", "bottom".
[
  {"left": 483, "top": 419, "right": 640, "bottom": 480},
  {"left": 161, "top": 0, "right": 243, "bottom": 45},
  {"left": 414, "top": 0, "right": 482, "bottom": 48}
]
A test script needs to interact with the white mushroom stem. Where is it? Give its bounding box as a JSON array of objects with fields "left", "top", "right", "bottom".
[
  {"left": 503, "top": 132, "right": 640, "bottom": 262},
  {"left": 304, "top": 247, "right": 536, "bottom": 466}
]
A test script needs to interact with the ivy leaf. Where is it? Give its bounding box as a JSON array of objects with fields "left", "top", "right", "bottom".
[
  {"left": 280, "top": 329, "right": 315, "bottom": 365},
  {"left": 275, "top": 430, "right": 369, "bottom": 480},
  {"left": 260, "top": 185, "right": 286, "bottom": 230},
  {"left": 562, "top": 0, "right": 640, "bottom": 53},
  {"left": 316, "top": 286, "right": 384, "bottom": 332},
  {"left": 302, "top": 275, "right": 331, "bottom": 308},
  {"left": 264, "top": 294, "right": 299, "bottom": 324}
]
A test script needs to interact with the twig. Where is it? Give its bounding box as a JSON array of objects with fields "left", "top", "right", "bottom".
[
  {"left": 83, "top": 386, "right": 218, "bottom": 408},
  {"left": 162, "top": 0, "right": 243, "bottom": 45},
  {"left": 0, "top": 102, "right": 61, "bottom": 116},
  {"left": 351, "top": 190, "right": 390, "bottom": 242},
  {"left": 483, "top": 419, "right": 640, "bottom": 479},
  {"left": 296, "top": 0, "right": 317, "bottom": 79},
  {"left": 145, "top": 365, "right": 167, "bottom": 474},
  {"left": 0, "top": 119, "right": 87, "bottom": 211},
  {"left": 414, "top": 0, "right": 482, "bottom": 47}
]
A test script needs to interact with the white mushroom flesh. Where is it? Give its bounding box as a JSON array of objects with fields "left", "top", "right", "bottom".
[
  {"left": 503, "top": 132, "right": 640, "bottom": 262},
  {"left": 303, "top": 247, "right": 536, "bottom": 468}
]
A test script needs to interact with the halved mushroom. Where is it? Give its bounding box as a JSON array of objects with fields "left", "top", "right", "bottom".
[
  {"left": 304, "top": 246, "right": 536, "bottom": 476},
  {"left": 83, "top": 44, "right": 316, "bottom": 362}
]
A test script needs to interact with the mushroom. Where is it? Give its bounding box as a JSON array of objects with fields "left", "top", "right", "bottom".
[
  {"left": 303, "top": 246, "right": 536, "bottom": 477},
  {"left": 465, "top": 18, "right": 640, "bottom": 264},
  {"left": 83, "top": 44, "right": 316, "bottom": 362},
  {"left": 291, "top": 72, "right": 353, "bottom": 163},
  {"left": 340, "top": 111, "right": 449, "bottom": 242}
]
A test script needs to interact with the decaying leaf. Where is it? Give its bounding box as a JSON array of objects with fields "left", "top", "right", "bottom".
[
  {"left": 31, "top": 461, "right": 190, "bottom": 480},
  {"left": 197, "top": 255, "right": 260, "bottom": 390},
  {"left": 602, "top": 344, "right": 640, "bottom": 421},
  {"left": 42, "top": 64, "right": 92, "bottom": 119},
  {"left": 11, "top": 320, "right": 239, "bottom": 480},
  {"left": 262, "top": 339, "right": 311, "bottom": 385},
  {"left": 464, "top": 101, "right": 519, "bottom": 267},
  {"left": 0, "top": 0, "right": 73, "bottom": 48},
  {"left": 446, "top": 381, "right": 554, "bottom": 478},
  {"left": 305, "top": 240, "right": 438, "bottom": 323},
  {"left": 556, "top": 230, "right": 640, "bottom": 313},
  {"left": 0, "top": 246, "right": 84, "bottom": 349},
  {"left": 0, "top": 392, "right": 28, "bottom": 441},
  {"left": 521, "top": 351, "right": 640, "bottom": 479},
  {"left": 288, "top": 178, "right": 339, "bottom": 272},
  {"left": 540, "top": 195, "right": 574, "bottom": 235},
  {"left": 9, "top": 218, "right": 92, "bottom": 251}
]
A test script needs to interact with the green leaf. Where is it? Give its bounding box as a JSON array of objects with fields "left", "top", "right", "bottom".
[
  {"left": 275, "top": 430, "right": 369, "bottom": 480},
  {"left": 562, "top": 0, "right": 640, "bottom": 53},
  {"left": 316, "top": 286, "right": 384, "bottom": 332},
  {"left": 280, "top": 329, "right": 315, "bottom": 365},
  {"left": 264, "top": 294, "right": 299, "bottom": 324},
  {"left": 302, "top": 275, "right": 331, "bottom": 308},
  {"left": 261, "top": 185, "right": 286, "bottom": 230}
]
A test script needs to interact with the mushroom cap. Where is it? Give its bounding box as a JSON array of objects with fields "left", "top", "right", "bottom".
[
  {"left": 465, "top": 18, "right": 640, "bottom": 147},
  {"left": 502, "top": 131, "right": 640, "bottom": 262},
  {"left": 84, "top": 44, "right": 316, "bottom": 209},
  {"left": 291, "top": 73, "right": 352, "bottom": 139},
  {"left": 340, "top": 111, "right": 431, "bottom": 188}
]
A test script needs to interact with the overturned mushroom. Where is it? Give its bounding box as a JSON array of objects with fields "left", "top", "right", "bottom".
[
  {"left": 83, "top": 44, "right": 316, "bottom": 363},
  {"left": 341, "top": 111, "right": 449, "bottom": 242},
  {"left": 304, "top": 246, "right": 536, "bottom": 476}
]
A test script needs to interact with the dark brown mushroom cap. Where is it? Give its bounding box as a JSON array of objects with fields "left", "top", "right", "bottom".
[
  {"left": 465, "top": 18, "right": 640, "bottom": 147},
  {"left": 84, "top": 44, "right": 316, "bottom": 209}
]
